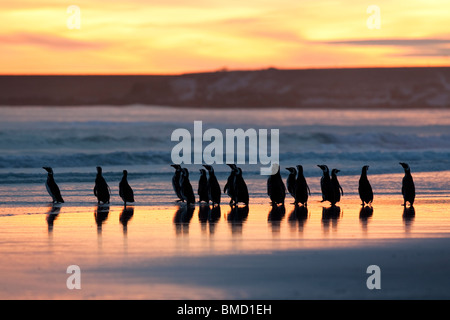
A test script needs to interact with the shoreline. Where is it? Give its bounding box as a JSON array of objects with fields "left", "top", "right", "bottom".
[{"left": 1, "top": 67, "right": 449, "bottom": 108}]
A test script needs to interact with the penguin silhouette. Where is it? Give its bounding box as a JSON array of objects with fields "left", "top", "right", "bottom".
[
  {"left": 400, "top": 162, "right": 415, "bottom": 207},
  {"left": 198, "top": 169, "right": 209, "bottom": 203},
  {"left": 294, "top": 165, "right": 310, "bottom": 206},
  {"left": 94, "top": 166, "right": 110, "bottom": 204},
  {"left": 224, "top": 164, "right": 237, "bottom": 205},
  {"left": 180, "top": 168, "right": 195, "bottom": 205},
  {"left": 203, "top": 165, "right": 221, "bottom": 206},
  {"left": 285, "top": 167, "right": 297, "bottom": 199},
  {"left": 267, "top": 164, "right": 286, "bottom": 205},
  {"left": 119, "top": 170, "right": 134, "bottom": 207},
  {"left": 43, "top": 167, "right": 64, "bottom": 204},
  {"left": 317, "top": 165, "right": 333, "bottom": 204},
  {"left": 330, "top": 169, "right": 343, "bottom": 206},
  {"left": 358, "top": 165, "right": 373, "bottom": 206},
  {"left": 232, "top": 166, "right": 249, "bottom": 206},
  {"left": 170, "top": 164, "right": 183, "bottom": 202}
]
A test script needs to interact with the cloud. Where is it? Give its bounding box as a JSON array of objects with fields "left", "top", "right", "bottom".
[
  {"left": 317, "top": 38, "right": 450, "bottom": 46},
  {"left": 0, "top": 32, "right": 108, "bottom": 51}
]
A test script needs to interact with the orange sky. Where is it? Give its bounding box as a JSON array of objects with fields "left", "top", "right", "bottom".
[{"left": 1, "top": 0, "right": 449, "bottom": 74}]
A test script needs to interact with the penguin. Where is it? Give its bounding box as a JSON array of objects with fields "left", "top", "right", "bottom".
[
  {"left": 224, "top": 164, "right": 237, "bottom": 205},
  {"left": 93, "top": 166, "right": 110, "bottom": 205},
  {"left": 317, "top": 165, "right": 333, "bottom": 204},
  {"left": 267, "top": 163, "right": 286, "bottom": 205},
  {"left": 358, "top": 165, "right": 373, "bottom": 206},
  {"left": 43, "top": 167, "right": 64, "bottom": 203},
  {"left": 198, "top": 168, "right": 209, "bottom": 203},
  {"left": 232, "top": 166, "right": 249, "bottom": 206},
  {"left": 180, "top": 168, "right": 195, "bottom": 205},
  {"left": 170, "top": 164, "right": 183, "bottom": 202},
  {"left": 400, "top": 162, "right": 415, "bottom": 207},
  {"left": 119, "top": 170, "right": 134, "bottom": 207},
  {"left": 285, "top": 167, "right": 297, "bottom": 199},
  {"left": 203, "top": 165, "right": 221, "bottom": 206},
  {"left": 330, "top": 169, "right": 344, "bottom": 206},
  {"left": 294, "top": 165, "right": 310, "bottom": 206}
]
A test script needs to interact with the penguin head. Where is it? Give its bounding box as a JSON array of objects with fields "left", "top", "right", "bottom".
[
  {"left": 123, "top": 170, "right": 128, "bottom": 176},
  {"left": 362, "top": 165, "right": 369, "bottom": 173},
  {"left": 233, "top": 167, "right": 242, "bottom": 176},
  {"left": 285, "top": 167, "right": 296, "bottom": 174},
  {"left": 271, "top": 163, "right": 280, "bottom": 175},
  {"left": 199, "top": 168, "right": 206, "bottom": 176},
  {"left": 331, "top": 168, "right": 340, "bottom": 175},
  {"left": 399, "top": 162, "right": 410, "bottom": 172},
  {"left": 296, "top": 165, "right": 304, "bottom": 174},
  {"left": 226, "top": 164, "right": 237, "bottom": 170},
  {"left": 43, "top": 167, "right": 53, "bottom": 174},
  {"left": 317, "top": 165, "right": 329, "bottom": 173},
  {"left": 96, "top": 166, "right": 102, "bottom": 174},
  {"left": 203, "top": 164, "right": 214, "bottom": 173},
  {"left": 171, "top": 164, "right": 181, "bottom": 171}
]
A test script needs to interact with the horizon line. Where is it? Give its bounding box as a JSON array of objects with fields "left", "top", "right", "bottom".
[{"left": 1, "top": 65, "right": 450, "bottom": 77}]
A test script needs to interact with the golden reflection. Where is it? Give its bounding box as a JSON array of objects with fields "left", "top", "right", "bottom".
[
  {"left": 226, "top": 204, "right": 249, "bottom": 235},
  {"left": 268, "top": 204, "right": 286, "bottom": 234},
  {"left": 321, "top": 206, "right": 341, "bottom": 234},
  {"left": 46, "top": 203, "right": 61, "bottom": 235},
  {"left": 173, "top": 204, "right": 195, "bottom": 235},
  {"left": 288, "top": 204, "right": 309, "bottom": 233},
  {"left": 359, "top": 206, "right": 374, "bottom": 235},
  {"left": 198, "top": 204, "right": 221, "bottom": 235},
  {"left": 94, "top": 204, "right": 110, "bottom": 235},
  {"left": 119, "top": 205, "right": 134, "bottom": 236},
  {"left": 403, "top": 205, "right": 416, "bottom": 234}
]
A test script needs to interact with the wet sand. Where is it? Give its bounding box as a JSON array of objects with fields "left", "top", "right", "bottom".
[{"left": 0, "top": 196, "right": 449, "bottom": 299}]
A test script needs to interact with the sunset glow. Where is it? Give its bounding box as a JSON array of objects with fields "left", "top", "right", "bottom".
[{"left": 1, "top": 0, "right": 449, "bottom": 74}]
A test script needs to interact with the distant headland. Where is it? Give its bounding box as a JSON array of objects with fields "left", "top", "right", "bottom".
[{"left": 1, "top": 67, "right": 449, "bottom": 108}]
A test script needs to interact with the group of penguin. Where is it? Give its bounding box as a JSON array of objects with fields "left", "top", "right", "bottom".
[
  {"left": 171, "top": 164, "right": 249, "bottom": 207},
  {"left": 43, "top": 161, "right": 416, "bottom": 209},
  {"left": 43, "top": 166, "right": 135, "bottom": 206},
  {"left": 171, "top": 162, "right": 416, "bottom": 208}
]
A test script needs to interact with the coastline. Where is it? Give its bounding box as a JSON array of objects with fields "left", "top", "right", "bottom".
[{"left": 1, "top": 67, "right": 450, "bottom": 108}]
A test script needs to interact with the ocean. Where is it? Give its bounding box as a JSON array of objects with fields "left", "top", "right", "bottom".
[
  {"left": 0, "top": 105, "right": 448, "bottom": 207},
  {"left": 1, "top": 105, "right": 450, "bottom": 299}
]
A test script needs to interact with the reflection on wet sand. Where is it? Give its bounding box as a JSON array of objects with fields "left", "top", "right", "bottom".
[
  {"left": 95, "top": 204, "right": 110, "bottom": 234},
  {"left": 46, "top": 203, "right": 61, "bottom": 235},
  {"left": 268, "top": 204, "right": 286, "bottom": 234},
  {"left": 322, "top": 206, "right": 341, "bottom": 234},
  {"left": 226, "top": 205, "right": 249, "bottom": 235},
  {"left": 288, "top": 205, "right": 309, "bottom": 233},
  {"left": 173, "top": 204, "right": 195, "bottom": 235},
  {"left": 403, "top": 205, "right": 415, "bottom": 234},
  {"left": 198, "top": 204, "right": 221, "bottom": 234},
  {"left": 120, "top": 205, "right": 134, "bottom": 236},
  {"left": 359, "top": 206, "right": 374, "bottom": 234}
]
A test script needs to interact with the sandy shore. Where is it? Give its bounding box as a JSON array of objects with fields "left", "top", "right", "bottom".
[{"left": 0, "top": 198, "right": 449, "bottom": 300}]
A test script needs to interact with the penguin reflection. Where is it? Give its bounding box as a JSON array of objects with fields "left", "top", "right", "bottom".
[
  {"left": 403, "top": 205, "right": 415, "bottom": 234},
  {"left": 268, "top": 204, "right": 286, "bottom": 233},
  {"left": 94, "top": 204, "right": 110, "bottom": 235},
  {"left": 226, "top": 204, "right": 249, "bottom": 235},
  {"left": 288, "top": 204, "right": 308, "bottom": 233},
  {"left": 321, "top": 206, "right": 341, "bottom": 234},
  {"left": 198, "top": 204, "right": 220, "bottom": 234},
  {"left": 46, "top": 203, "right": 61, "bottom": 234},
  {"left": 173, "top": 204, "right": 195, "bottom": 235},
  {"left": 119, "top": 205, "right": 134, "bottom": 236},
  {"left": 359, "top": 205, "right": 374, "bottom": 234}
]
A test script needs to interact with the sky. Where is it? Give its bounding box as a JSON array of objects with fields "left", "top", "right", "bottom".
[{"left": 1, "top": 0, "right": 449, "bottom": 74}]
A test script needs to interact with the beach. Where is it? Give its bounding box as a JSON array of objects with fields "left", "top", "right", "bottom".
[
  {"left": 1, "top": 198, "right": 450, "bottom": 299},
  {"left": 0, "top": 105, "right": 449, "bottom": 300}
]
